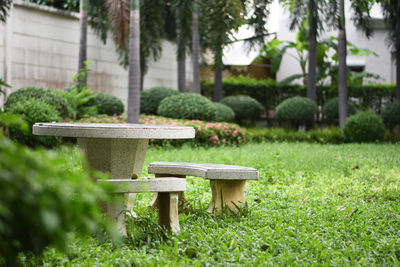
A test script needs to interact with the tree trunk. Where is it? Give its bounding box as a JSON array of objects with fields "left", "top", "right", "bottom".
[
  {"left": 78, "top": 0, "right": 88, "bottom": 85},
  {"left": 177, "top": 53, "right": 186, "bottom": 92},
  {"left": 127, "top": 0, "right": 141, "bottom": 123},
  {"left": 397, "top": 48, "right": 400, "bottom": 101},
  {"left": 307, "top": 0, "right": 317, "bottom": 101},
  {"left": 213, "top": 63, "right": 223, "bottom": 101},
  {"left": 338, "top": 0, "right": 348, "bottom": 127},
  {"left": 191, "top": 8, "right": 201, "bottom": 94}
]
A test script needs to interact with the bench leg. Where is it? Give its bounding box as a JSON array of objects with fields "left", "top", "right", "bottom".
[
  {"left": 207, "top": 180, "right": 246, "bottom": 213},
  {"left": 107, "top": 194, "right": 127, "bottom": 237},
  {"left": 158, "top": 192, "right": 180, "bottom": 233},
  {"left": 151, "top": 174, "right": 187, "bottom": 210}
]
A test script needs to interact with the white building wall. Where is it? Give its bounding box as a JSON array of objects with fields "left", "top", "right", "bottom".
[
  {"left": 276, "top": 1, "right": 394, "bottom": 84},
  {"left": 0, "top": 1, "right": 192, "bottom": 107}
]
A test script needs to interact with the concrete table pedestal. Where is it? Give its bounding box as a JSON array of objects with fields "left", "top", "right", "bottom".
[{"left": 33, "top": 123, "right": 195, "bottom": 233}]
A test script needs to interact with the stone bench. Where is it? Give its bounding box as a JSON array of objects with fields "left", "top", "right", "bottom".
[
  {"left": 148, "top": 162, "right": 258, "bottom": 213},
  {"left": 100, "top": 177, "right": 186, "bottom": 235}
]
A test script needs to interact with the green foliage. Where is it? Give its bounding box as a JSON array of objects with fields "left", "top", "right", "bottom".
[
  {"left": 0, "top": 0, "right": 12, "bottom": 23},
  {"left": 0, "top": 78, "right": 10, "bottom": 95},
  {"left": 343, "top": 111, "right": 386, "bottom": 143},
  {"left": 7, "top": 99, "right": 62, "bottom": 148},
  {"left": 140, "top": 87, "right": 179, "bottom": 115},
  {"left": 4, "top": 87, "right": 71, "bottom": 118},
  {"left": 213, "top": 103, "right": 235, "bottom": 122},
  {"left": 18, "top": 143, "right": 400, "bottom": 265},
  {"left": 0, "top": 138, "right": 110, "bottom": 265},
  {"left": 0, "top": 112, "right": 28, "bottom": 137},
  {"left": 86, "top": 93, "right": 124, "bottom": 116},
  {"left": 202, "top": 76, "right": 396, "bottom": 112},
  {"left": 276, "top": 96, "right": 318, "bottom": 127},
  {"left": 200, "top": 0, "right": 244, "bottom": 66},
  {"left": 59, "top": 88, "right": 97, "bottom": 120},
  {"left": 381, "top": 101, "right": 400, "bottom": 129},
  {"left": 322, "top": 97, "right": 357, "bottom": 123},
  {"left": 220, "top": 95, "right": 263, "bottom": 123},
  {"left": 245, "top": 127, "right": 345, "bottom": 144},
  {"left": 157, "top": 93, "right": 217, "bottom": 121},
  {"left": 25, "top": 0, "right": 79, "bottom": 12}
]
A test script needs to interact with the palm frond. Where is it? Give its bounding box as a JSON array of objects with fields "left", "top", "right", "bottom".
[{"left": 106, "top": 0, "right": 130, "bottom": 49}]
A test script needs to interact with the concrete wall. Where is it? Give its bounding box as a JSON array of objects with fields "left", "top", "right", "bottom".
[
  {"left": 276, "top": 1, "right": 395, "bottom": 84},
  {"left": 0, "top": 1, "right": 193, "bottom": 107}
]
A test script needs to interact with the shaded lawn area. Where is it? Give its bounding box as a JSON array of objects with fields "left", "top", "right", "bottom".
[{"left": 30, "top": 143, "right": 400, "bottom": 266}]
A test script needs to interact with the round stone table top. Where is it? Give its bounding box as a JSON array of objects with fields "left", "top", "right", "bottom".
[{"left": 33, "top": 122, "right": 195, "bottom": 139}]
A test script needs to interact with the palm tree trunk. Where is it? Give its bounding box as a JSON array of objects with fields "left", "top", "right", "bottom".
[
  {"left": 78, "top": 0, "right": 88, "bottom": 85},
  {"left": 307, "top": 0, "right": 317, "bottom": 101},
  {"left": 127, "top": 0, "right": 141, "bottom": 123},
  {"left": 177, "top": 53, "right": 186, "bottom": 92},
  {"left": 338, "top": 0, "right": 348, "bottom": 127},
  {"left": 396, "top": 48, "right": 400, "bottom": 100},
  {"left": 191, "top": 6, "right": 201, "bottom": 94},
  {"left": 176, "top": 19, "right": 186, "bottom": 92},
  {"left": 213, "top": 62, "right": 223, "bottom": 101}
]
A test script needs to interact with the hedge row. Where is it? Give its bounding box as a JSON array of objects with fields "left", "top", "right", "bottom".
[
  {"left": 201, "top": 76, "right": 396, "bottom": 113},
  {"left": 245, "top": 127, "right": 399, "bottom": 144}
]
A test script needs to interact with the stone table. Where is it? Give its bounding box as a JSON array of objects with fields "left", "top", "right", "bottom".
[{"left": 33, "top": 122, "right": 195, "bottom": 223}]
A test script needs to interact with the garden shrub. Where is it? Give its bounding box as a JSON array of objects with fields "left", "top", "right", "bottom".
[
  {"left": 86, "top": 93, "right": 124, "bottom": 116},
  {"left": 157, "top": 93, "right": 216, "bottom": 121},
  {"left": 343, "top": 111, "right": 386, "bottom": 142},
  {"left": 59, "top": 87, "right": 97, "bottom": 120},
  {"left": 213, "top": 103, "right": 235, "bottom": 122},
  {"left": 7, "top": 99, "right": 62, "bottom": 148},
  {"left": 275, "top": 96, "right": 318, "bottom": 128},
  {"left": 322, "top": 97, "right": 357, "bottom": 123},
  {"left": 4, "top": 87, "right": 71, "bottom": 118},
  {"left": 220, "top": 95, "right": 263, "bottom": 122},
  {"left": 381, "top": 101, "right": 400, "bottom": 130},
  {"left": 141, "top": 87, "right": 179, "bottom": 115},
  {"left": 0, "top": 138, "right": 110, "bottom": 265},
  {"left": 79, "top": 115, "right": 246, "bottom": 146}
]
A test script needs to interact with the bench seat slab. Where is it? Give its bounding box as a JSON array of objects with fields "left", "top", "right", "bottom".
[{"left": 148, "top": 162, "right": 258, "bottom": 180}]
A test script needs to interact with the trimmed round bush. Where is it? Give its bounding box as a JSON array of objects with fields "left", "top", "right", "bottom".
[
  {"left": 381, "top": 101, "right": 400, "bottom": 129},
  {"left": 141, "top": 87, "right": 179, "bottom": 115},
  {"left": 157, "top": 93, "right": 217, "bottom": 121},
  {"left": 0, "top": 138, "right": 107, "bottom": 264},
  {"left": 322, "top": 97, "right": 357, "bottom": 123},
  {"left": 4, "top": 87, "right": 71, "bottom": 118},
  {"left": 86, "top": 93, "right": 124, "bottom": 116},
  {"left": 7, "top": 99, "right": 61, "bottom": 148},
  {"left": 343, "top": 111, "right": 385, "bottom": 142},
  {"left": 220, "top": 95, "right": 263, "bottom": 122},
  {"left": 213, "top": 103, "right": 235, "bottom": 122},
  {"left": 275, "top": 96, "right": 318, "bottom": 127}
]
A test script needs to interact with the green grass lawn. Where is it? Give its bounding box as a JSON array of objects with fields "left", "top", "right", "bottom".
[{"left": 29, "top": 143, "right": 400, "bottom": 266}]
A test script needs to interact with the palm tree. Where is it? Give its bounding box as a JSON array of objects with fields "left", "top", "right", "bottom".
[
  {"left": 78, "top": 0, "right": 88, "bottom": 86},
  {"left": 283, "top": 0, "right": 333, "bottom": 101},
  {"left": 101, "top": 0, "right": 165, "bottom": 122},
  {"left": 337, "top": 0, "right": 347, "bottom": 127},
  {"left": 201, "top": 0, "right": 244, "bottom": 101},
  {"left": 127, "top": 0, "right": 140, "bottom": 123},
  {"left": 336, "top": 0, "right": 373, "bottom": 127},
  {"left": 191, "top": 0, "right": 201, "bottom": 94},
  {"left": 380, "top": 0, "right": 400, "bottom": 100},
  {"left": 171, "top": 0, "right": 193, "bottom": 93}
]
